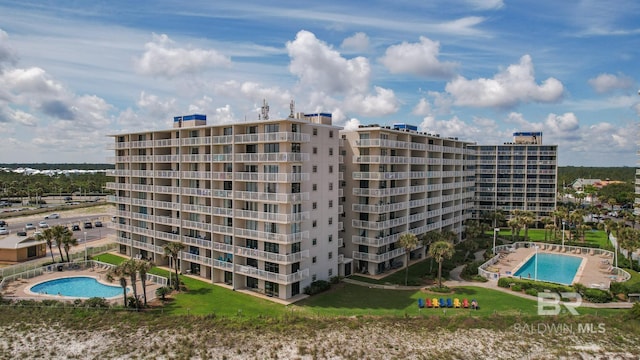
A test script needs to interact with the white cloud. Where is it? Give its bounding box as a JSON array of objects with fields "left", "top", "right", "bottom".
[
  {"left": 465, "top": 0, "right": 505, "bottom": 10},
  {"left": 418, "top": 115, "right": 483, "bottom": 139},
  {"left": 287, "top": 30, "right": 370, "bottom": 94},
  {"left": 341, "top": 32, "right": 369, "bottom": 52},
  {"left": 544, "top": 112, "right": 580, "bottom": 133},
  {"left": 444, "top": 55, "right": 564, "bottom": 108},
  {"left": 0, "top": 29, "right": 17, "bottom": 68},
  {"left": 588, "top": 73, "right": 634, "bottom": 94},
  {"left": 379, "top": 36, "right": 457, "bottom": 78},
  {"left": 342, "top": 86, "right": 399, "bottom": 116},
  {"left": 342, "top": 117, "right": 362, "bottom": 131},
  {"left": 412, "top": 98, "right": 432, "bottom": 116},
  {"left": 135, "top": 33, "right": 231, "bottom": 78}
]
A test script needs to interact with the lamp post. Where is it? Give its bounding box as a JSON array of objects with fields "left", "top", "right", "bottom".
[
  {"left": 84, "top": 232, "right": 87, "bottom": 261},
  {"left": 562, "top": 221, "right": 566, "bottom": 249},
  {"left": 493, "top": 228, "right": 500, "bottom": 255}
]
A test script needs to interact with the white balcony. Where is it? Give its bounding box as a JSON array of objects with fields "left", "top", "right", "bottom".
[
  {"left": 234, "top": 191, "right": 309, "bottom": 203},
  {"left": 234, "top": 153, "right": 310, "bottom": 163},
  {"left": 352, "top": 248, "right": 405, "bottom": 263},
  {"left": 234, "top": 228, "right": 309, "bottom": 244},
  {"left": 182, "top": 235, "right": 212, "bottom": 248},
  {"left": 234, "top": 264, "right": 309, "bottom": 284},
  {"left": 234, "top": 247, "right": 310, "bottom": 264},
  {"left": 234, "top": 172, "right": 310, "bottom": 182},
  {"left": 234, "top": 132, "right": 310, "bottom": 143},
  {"left": 234, "top": 209, "right": 310, "bottom": 223},
  {"left": 213, "top": 259, "right": 234, "bottom": 271},
  {"left": 180, "top": 252, "right": 212, "bottom": 266}
]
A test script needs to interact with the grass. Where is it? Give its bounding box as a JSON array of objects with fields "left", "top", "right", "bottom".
[
  {"left": 497, "top": 228, "right": 611, "bottom": 249},
  {"left": 93, "top": 252, "right": 626, "bottom": 318}
]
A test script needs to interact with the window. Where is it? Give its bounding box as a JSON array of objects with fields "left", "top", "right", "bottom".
[
  {"left": 329, "top": 200, "right": 333, "bottom": 208},
  {"left": 266, "top": 124, "right": 279, "bottom": 133},
  {"left": 264, "top": 203, "right": 278, "bottom": 213},
  {"left": 292, "top": 143, "right": 301, "bottom": 153},
  {"left": 246, "top": 239, "right": 258, "bottom": 249},
  {"left": 329, "top": 269, "right": 333, "bottom": 277},
  {"left": 329, "top": 182, "right": 333, "bottom": 191},
  {"left": 329, "top": 130, "right": 334, "bottom": 138},
  {"left": 265, "top": 143, "right": 279, "bottom": 153},
  {"left": 329, "top": 165, "right": 333, "bottom": 173},
  {"left": 328, "top": 234, "right": 333, "bottom": 242},
  {"left": 328, "top": 217, "right": 333, "bottom": 225},
  {"left": 313, "top": 147, "right": 318, "bottom": 154},
  {"left": 312, "top": 274, "right": 317, "bottom": 281},
  {"left": 291, "top": 183, "right": 301, "bottom": 193},
  {"left": 312, "top": 256, "right": 317, "bottom": 264},
  {"left": 312, "top": 184, "right": 317, "bottom": 191},
  {"left": 264, "top": 165, "right": 279, "bottom": 173},
  {"left": 312, "top": 165, "right": 317, "bottom": 173},
  {"left": 246, "top": 182, "right": 257, "bottom": 192},
  {"left": 246, "top": 144, "right": 256, "bottom": 153},
  {"left": 292, "top": 123, "right": 299, "bottom": 133},
  {"left": 223, "top": 127, "right": 233, "bottom": 135},
  {"left": 247, "top": 126, "right": 257, "bottom": 134},
  {"left": 328, "top": 252, "right": 333, "bottom": 259},
  {"left": 224, "top": 181, "right": 232, "bottom": 190},
  {"left": 312, "top": 202, "right": 317, "bottom": 210},
  {"left": 312, "top": 220, "right": 317, "bottom": 228},
  {"left": 313, "top": 128, "right": 318, "bottom": 136},
  {"left": 312, "top": 238, "right": 317, "bottom": 246},
  {"left": 265, "top": 262, "right": 279, "bottom": 273},
  {"left": 329, "top": 147, "right": 334, "bottom": 156},
  {"left": 265, "top": 183, "right": 276, "bottom": 193}
]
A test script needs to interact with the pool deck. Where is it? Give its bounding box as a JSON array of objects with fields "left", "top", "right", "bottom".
[
  {"left": 1, "top": 267, "right": 162, "bottom": 304},
  {"left": 486, "top": 245, "right": 616, "bottom": 289}
]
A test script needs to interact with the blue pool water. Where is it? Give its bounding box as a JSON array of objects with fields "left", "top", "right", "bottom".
[
  {"left": 513, "top": 253, "right": 582, "bottom": 285},
  {"left": 30, "top": 276, "right": 126, "bottom": 298}
]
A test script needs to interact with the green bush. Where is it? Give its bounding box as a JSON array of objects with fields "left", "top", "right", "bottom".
[
  {"left": 609, "top": 282, "right": 627, "bottom": 295},
  {"left": 329, "top": 276, "right": 341, "bottom": 285},
  {"left": 525, "top": 288, "right": 538, "bottom": 296},
  {"left": 303, "top": 280, "right": 331, "bottom": 295},
  {"left": 460, "top": 261, "right": 483, "bottom": 280},
  {"left": 511, "top": 285, "right": 522, "bottom": 292},
  {"left": 430, "top": 286, "right": 451, "bottom": 293},
  {"left": 84, "top": 297, "right": 109, "bottom": 308},
  {"left": 582, "top": 289, "right": 613, "bottom": 303},
  {"left": 470, "top": 275, "right": 488, "bottom": 282}
]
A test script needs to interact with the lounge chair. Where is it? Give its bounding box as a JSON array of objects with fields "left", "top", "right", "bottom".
[
  {"left": 432, "top": 298, "right": 440, "bottom": 308},
  {"left": 446, "top": 298, "right": 453, "bottom": 308},
  {"left": 589, "top": 249, "right": 595, "bottom": 256},
  {"left": 418, "top": 298, "right": 425, "bottom": 308},
  {"left": 426, "top": 298, "right": 433, "bottom": 308},
  {"left": 471, "top": 299, "right": 479, "bottom": 310},
  {"left": 548, "top": 245, "right": 555, "bottom": 251},
  {"left": 462, "top": 299, "right": 469, "bottom": 308},
  {"left": 439, "top": 298, "right": 446, "bottom": 308},
  {"left": 453, "top": 298, "right": 461, "bottom": 308}
]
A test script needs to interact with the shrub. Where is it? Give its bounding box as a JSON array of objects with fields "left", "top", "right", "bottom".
[
  {"left": 525, "top": 288, "right": 538, "bottom": 297},
  {"left": 329, "top": 276, "right": 341, "bottom": 285},
  {"left": 303, "top": 280, "right": 331, "bottom": 295},
  {"left": 511, "top": 285, "right": 522, "bottom": 292},
  {"left": 460, "top": 260, "right": 483, "bottom": 280},
  {"left": 155, "top": 287, "right": 172, "bottom": 301},
  {"left": 430, "top": 286, "right": 450, "bottom": 293},
  {"left": 582, "top": 289, "right": 613, "bottom": 303},
  {"left": 629, "top": 303, "right": 640, "bottom": 320},
  {"left": 609, "top": 282, "right": 627, "bottom": 295},
  {"left": 470, "top": 275, "right": 488, "bottom": 282},
  {"left": 84, "top": 297, "right": 109, "bottom": 308}
]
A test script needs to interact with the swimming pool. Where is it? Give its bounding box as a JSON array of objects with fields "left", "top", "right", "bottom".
[
  {"left": 29, "top": 276, "right": 126, "bottom": 299},
  {"left": 513, "top": 253, "right": 583, "bottom": 285}
]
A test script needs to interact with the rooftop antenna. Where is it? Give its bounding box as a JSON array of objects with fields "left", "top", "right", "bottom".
[
  {"left": 289, "top": 99, "right": 295, "bottom": 118},
  {"left": 261, "top": 99, "right": 269, "bottom": 121}
]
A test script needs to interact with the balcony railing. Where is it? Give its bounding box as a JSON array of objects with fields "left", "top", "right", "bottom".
[
  {"left": 352, "top": 248, "right": 405, "bottom": 263},
  {"left": 234, "top": 264, "right": 309, "bottom": 284},
  {"left": 234, "top": 247, "right": 310, "bottom": 264}
]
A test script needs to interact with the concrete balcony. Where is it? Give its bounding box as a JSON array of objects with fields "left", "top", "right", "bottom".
[
  {"left": 234, "top": 153, "right": 310, "bottom": 163},
  {"left": 234, "top": 228, "right": 309, "bottom": 244},
  {"left": 234, "top": 247, "right": 310, "bottom": 264},
  {"left": 180, "top": 137, "right": 211, "bottom": 146},
  {"left": 234, "top": 209, "right": 310, "bottom": 223},
  {"left": 234, "top": 191, "right": 309, "bottom": 203},
  {"left": 234, "top": 172, "right": 310, "bottom": 182},
  {"left": 180, "top": 252, "right": 212, "bottom": 266},
  {"left": 233, "top": 132, "right": 310, "bottom": 143},
  {"left": 234, "top": 264, "right": 309, "bottom": 284},
  {"left": 352, "top": 172, "right": 408, "bottom": 180},
  {"left": 213, "top": 259, "right": 234, "bottom": 271},
  {"left": 351, "top": 248, "right": 405, "bottom": 263}
]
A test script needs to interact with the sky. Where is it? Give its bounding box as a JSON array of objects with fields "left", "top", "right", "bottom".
[{"left": 0, "top": 0, "right": 639, "bottom": 166}]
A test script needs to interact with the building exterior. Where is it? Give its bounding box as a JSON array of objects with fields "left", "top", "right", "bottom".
[
  {"left": 339, "top": 124, "right": 475, "bottom": 276},
  {"left": 469, "top": 132, "right": 557, "bottom": 221},
  {"left": 106, "top": 112, "right": 341, "bottom": 300},
  {"left": 0, "top": 235, "right": 47, "bottom": 263}
]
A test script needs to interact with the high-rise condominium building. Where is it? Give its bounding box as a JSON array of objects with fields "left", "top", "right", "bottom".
[
  {"left": 106, "top": 112, "right": 340, "bottom": 300},
  {"left": 339, "top": 124, "right": 475, "bottom": 276},
  {"left": 469, "top": 132, "right": 557, "bottom": 222}
]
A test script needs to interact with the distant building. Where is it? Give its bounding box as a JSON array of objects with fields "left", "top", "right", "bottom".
[{"left": 469, "top": 132, "right": 557, "bottom": 221}]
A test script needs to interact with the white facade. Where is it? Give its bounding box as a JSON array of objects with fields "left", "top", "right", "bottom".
[
  {"left": 106, "top": 113, "right": 340, "bottom": 300},
  {"left": 339, "top": 125, "right": 475, "bottom": 276}
]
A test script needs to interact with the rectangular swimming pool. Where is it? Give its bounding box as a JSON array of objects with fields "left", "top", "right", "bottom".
[{"left": 513, "top": 252, "right": 583, "bottom": 285}]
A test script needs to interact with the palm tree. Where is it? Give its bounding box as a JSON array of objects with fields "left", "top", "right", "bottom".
[
  {"left": 163, "top": 241, "right": 185, "bottom": 291},
  {"left": 568, "top": 210, "right": 584, "bottom": 242},
  {"left": 507, "top": 218, "right": 521, "bottom": 242},
  {"left": 122, "top": 259, "right": 141, "bottom": 310},
  {"left": 106, "top": 265, "right": 128, "bottom": 307},
  {"left": 61, "top": 231, "right": 78, "bottom": 262},
  {"left": 51, "top": 225, "right": 68, "bottom": 262},
  {"left": 138, "top": 260, "right": 154, "bottom": 306},
  {"left": 397, "top": 233, "right": 419, "bottom": 286},
  {"left": 428, "top": 240, "right": 455, "bottom": 288},
  {"left": 519, "top": 211, "right": 535, "bottom": 242},
  {"left": 36, "top": 228, "right": 56, "bottom": 263},
  {"left": 618, "top": 227, "right": 640, "bottom": 271}
]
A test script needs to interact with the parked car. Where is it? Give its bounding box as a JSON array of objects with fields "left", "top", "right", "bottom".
[
  {"left": 94, "top": 221, "right": 103, "bottom": 227},
  {"left": 25, "top": 223, "right": 35, "bottom": 230},
  {"left": 72, "top": 224, "right": 81, "bottom": 231},
  {"left": 38, "top": 221, "right": 49, "bottom": 228},
  {"left": 44, "top": 213, "right": 60, "bottom": 219},
  {"left": 16, "top": 230, "right": 27, "bottom": 236},
  {"left": 83, "top": 222, "right": 93, "bottom": 229},
  {"left": 0, "top": 220, "right": 7, "bottom": 227},
  {"left": 0, "top": 227, "right": 8, "bottom": 235}
]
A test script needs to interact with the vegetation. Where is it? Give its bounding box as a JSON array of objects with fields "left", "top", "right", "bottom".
[
  {"left": 557, "top": 166, "right": 634, "bottom": 189},
  {"left": 397, "top": 232, "right": 419, "bottom": 286},
  {"left": 163, "top": 242, "right": 185, "bottom": 291},
  {"left": 428, "top": 240, "right": 455, "bottom": 288}
]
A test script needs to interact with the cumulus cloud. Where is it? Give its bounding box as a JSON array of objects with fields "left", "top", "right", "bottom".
[
  {"left": 419, "top": 115, "right": 484, "bottom": 139},
  {"left": 342, "top": 117, "right": 362, "bottom": 131},
  {"left": 379, "top": 36, "right": 457, "bottom": 78},
  {"left": 412, "top": 98, "right": 432, "bottom": 116},
  {"left": 342, "top": 86, "right": 399, "bottom": 116},
  {"left": 544, "top": 112, "right": 580, "bottom": 133},
  {"left": 444, "top": 55, "right": 564, "bottom": 108},
  {"left": 588, "top": 73, "right": 634, "bottom": 94},
  {"left": 135, "top": 33, "right": 231, "bottom": 78},
  {"left": 341, "top": 32, "right": 369, "bottom": 52},
  {"left": 287, "top": 30, "right": 370, "bottom": 94}
]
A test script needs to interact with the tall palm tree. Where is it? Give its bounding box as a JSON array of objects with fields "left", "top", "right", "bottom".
[
  {"left": 36, "top": 228, "right": 56, "bottom": 263},
  {"left": 122, "top": 259, "right": 140, "bottom": 310},
  {"left": 106, "top": 265, "right": 128, "bottom": 307},
  {"left": 61, "top": 232, "right": 78, "bottom": 262},
  {"left": 397, "top": 233, "right": 418, "bottom": 286},
  {"left": 138, "top": 260, "right": 154, "bottom": 306},
  {"left": 51, "top": 225, "right": 68, "bottom": 262},
  {"left": 507, "top": 218, "right": 521, "bottom": 242},
  {"left": 618, "top": 227, "right": 640, "bottom": 271},
  {"left": 428, "top": 240, "right": 455, "bottom": 288},
  {"left": 163, "top": 241, "right": 185, "bottom": 291},
  {"left": 568, "top": 210, "right": 584, "bottom": 242},
  {"left": 519, "top": 211, "right": 535, "bottom": 242}
]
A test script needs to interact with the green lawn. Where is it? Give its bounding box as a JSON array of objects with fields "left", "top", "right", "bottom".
[
  {"left": 496, "top": 228, "right": 612, "bottom": 249},
  {"left": 95, "top": 253, "right": 625, "bottom": 318}
]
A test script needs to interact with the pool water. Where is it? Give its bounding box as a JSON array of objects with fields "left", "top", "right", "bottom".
[
  {"left": 30, "top": 276, "right": 126, "bottom": 298},
  {"left": 513, "top": 253, "right": 582, "bottom": 285}
]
